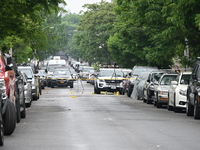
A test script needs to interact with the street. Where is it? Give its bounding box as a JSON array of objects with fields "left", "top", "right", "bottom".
[{"left": 2, "top": 80, "right": 200, "bottom": 150}]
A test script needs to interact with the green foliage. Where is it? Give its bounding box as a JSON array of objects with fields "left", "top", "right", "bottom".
[
  {"left": 107, "top": 0, "right": 200, "bottom": 68},
  {"left": 73, "top": 1, "right": 116, "bottom": 65},
  {"left": 0, "top": 0, "right": 66, "bottom": 62}
]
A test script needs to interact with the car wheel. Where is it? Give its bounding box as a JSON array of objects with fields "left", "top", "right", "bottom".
[
  {"left": 194, "top": 95, "right": 200, "bottom": 119},
  {"left": 174, "top": 94, "right": 181, "bottom": 113},
  {"left": 47, "top": 82, "right": 51, "bottom": 87},
  {"left": 26, "top": 102, "right": 31, "bottom": 108},
  {"left": 156, "top": 93, "right": 162, "bottom": 108},
  {"left": 156, "top": 101, "right": 162, "bottom": 108},
  {"left": 127, "top": 85, "right": 133, "bottom": 97},
  {"left": 94, "top": 86, "right": 100, "bottom": 94},
  {"left": 186, "top": 95, "right": 194, "bottom": 116},
  {"left": 70, "top": 83, "right": 73, "bottom": 88},
  {"left": 20, "top": 94, "right": 26, "bottom": 119},
  {"left": 0, "top": 111, "right": 4, "bottom": 146},
  {"left": 15, "top": 93, "right": 21, "bottom": 123},
  {"left": 3, "top": 100, "right": 16, "bottom": 136},
  {"left": 33, "top": 95, "right": 37, "bottom": 101},
  {"left": 51, "top": 83, "right": 54, "bottom": 88},
  {"left": 120, "top": 88, "right": 125, "bottom": 95},
  {"left": 39, "top": 86, "right": 42, "bottom": 95},
  {"left": 167, "top": 93, "right": 173, "bottom": 110}
]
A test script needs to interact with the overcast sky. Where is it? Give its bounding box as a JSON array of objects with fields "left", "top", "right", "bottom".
[{"left": 64, "top": 0, "right": 111, "bottom": 14}]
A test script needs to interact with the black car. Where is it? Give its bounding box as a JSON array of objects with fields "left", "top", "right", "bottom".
[
  {"left": 187, "top": 58, "right": 200, "bottom": 119},
  {"left": 51, "top": 68, "right": 74, "bottom": 88}
]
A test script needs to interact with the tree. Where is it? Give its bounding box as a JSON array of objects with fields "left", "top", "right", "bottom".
[
  {"left": 73, "top": 1, "right": 116, "bottom": 65},
  {"left": 0, "top": 0, "right": 66, "bottom": 62}
]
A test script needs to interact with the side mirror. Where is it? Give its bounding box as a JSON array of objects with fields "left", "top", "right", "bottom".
[
  {"left": 171, "top": 81, "right": 178, "bottom": 85},
  {"left": 154, "top": 81, "right": 159, "bottom": 85}
]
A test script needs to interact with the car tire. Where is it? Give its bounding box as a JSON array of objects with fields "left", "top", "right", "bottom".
[
  {"left": 167, "top": 93, "right": 173, "bottom": 110},
  {"left": 3, "top": 100, "right": 16, "bottom": 136},
  {"left": 174, "top": 94, "right": 181, "bottom": 113},
  {"left": 47, "top": 82, "right": 51, "bottom": 87},
  {"left": 120, "top": 88, "right": 125, "bottom": 95},
  {"left": 26, "top": 102, "right": 31, "bottom": 108},
  {"left": 20, "top": 94, "right": 26, "bottom": 119},
  {"left": 156, "top": 93, "right": 162, "bottom": 108},
  {"left": 70, "top": 83, "right": 73, "bottom": 88},
  {"left": 186, "top": 96, "right": 194, "bottom": 116},
  {"left": 194, "top": 95, "right": 200, "bottom": 119},
  {"left": 127, "top": 85, "right": 133, "bottom": 97},
  {"left": 15, "top": 93, "right": 21, "bottom": 123},
  {"left": 156, "top": 101, "right": 162, "bottom": 108},
  {"left": 51, "top": 83, "right": 54, "bottom": 88},
  {"left": 39, "top": 86, "right": 42, "bottom": 95},
  {"left": 33, "top": 95, "right": 37, "bottom": 101},
  {"left": 94, "top": 86, "right": 100, "bottom": 94},
  {"left": 0, "top": 112, "right": 4, "bottom": 146}
]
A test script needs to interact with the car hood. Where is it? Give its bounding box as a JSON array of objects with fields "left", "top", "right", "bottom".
[
  {"left": 97, "top": 76, "right": 124, "bottom": 80},
  {"left": 159, "top": 85, "right": 171, "bottom": 91},
  {"left": 53, "top": 74, "right": 71, "bottom": 78}
]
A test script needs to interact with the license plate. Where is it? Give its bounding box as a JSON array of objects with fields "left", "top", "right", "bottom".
[
  {"left": 111, "top": 86, "right": 116, "bottom": 89},
  {"left": 60, "top": 81, "right": 65, "bottom": 83}
]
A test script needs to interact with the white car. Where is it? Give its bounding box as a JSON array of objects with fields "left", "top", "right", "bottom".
[
  {"left": 94, "top": 68, "right": 124, "bottom": 94},
  {"left": 154, "top": 73, "right": 178, "bottom": 108},
  {"left": 168, "top": 72, "right": 191, "bottom": 112},
  {"left": 21, "top": 72, "right": 32, "bottom": 107}
]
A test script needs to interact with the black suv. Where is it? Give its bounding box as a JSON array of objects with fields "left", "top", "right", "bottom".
[{"left": 187, "top": 58, "right": 200, "bottom": 119}]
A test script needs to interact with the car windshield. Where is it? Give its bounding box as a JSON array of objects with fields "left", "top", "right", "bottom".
[
  {"left": 160, "top": 75, "right": 177, "bottom": 85},
  {"left": 99, "top": 70, "right": 123, "bottom": 77},
  {"left": 19, "top": 69, "right": 33, "bottom": 78},
  {"left": 151, "top": 72, "right": 164, "bottom": 82},
  {"left": 180, "top": 74, "right": 191, "bottom": 85},
  {"left": 53, "top": 70, "right": 70, "bottom": 75}
]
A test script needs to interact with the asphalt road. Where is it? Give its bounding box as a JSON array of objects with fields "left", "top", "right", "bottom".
[{"left": 2, "top": 80, "right": 200, "bottom": 150}]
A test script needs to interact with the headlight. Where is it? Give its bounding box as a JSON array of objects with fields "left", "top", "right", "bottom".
[
  {"left": 179, "top": 89, "right": 187, "bottom": 96},
  {"left": 0, "top": 79, "right": 6, "bottom": 93}
]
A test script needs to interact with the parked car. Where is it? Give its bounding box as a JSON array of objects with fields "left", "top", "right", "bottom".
[
  {"left": 51, "top": 68, "right": 74, "bottom": 88},
  {"left": 21, "top": 72, "right": 32, "bottom": 107},
  {"left": 187, "top": 58, "right": 200, "bottom": 119},
  {"left": 154, "top": 73, "right": 178, "bottom": 108},
  {"left": 168, "top": 72, "right": 191, "bottom": 112},
  {"left": 0, "top": 78, "right": 17, "bottom": 146},
  {"left": 125, "top": 66, "right": 159, "bottom": 97},
  {"left": 7, "top": 57, "right": 26, "bottom": 122},
  {"left": 18, "top": 66, "right": 40, "bottom": 100},
  {"left": 143, "top": 71, "right": 165, "bottom": 104},
  {"left": 132, "top": 72, "right": 153, "bottom": 100},
  {"left": 37, "top": 70, "right": 47, "bottom": 89},
  {"left": 79, "top": 66, "right": 94, "bottom": 81},
  {"left": 94, "top": 68, "right": 124, "bottom": 94}
]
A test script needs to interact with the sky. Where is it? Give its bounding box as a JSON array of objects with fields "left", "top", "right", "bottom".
[{"left": 64, "top": 0, "right": 111, "bottom": 14}]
